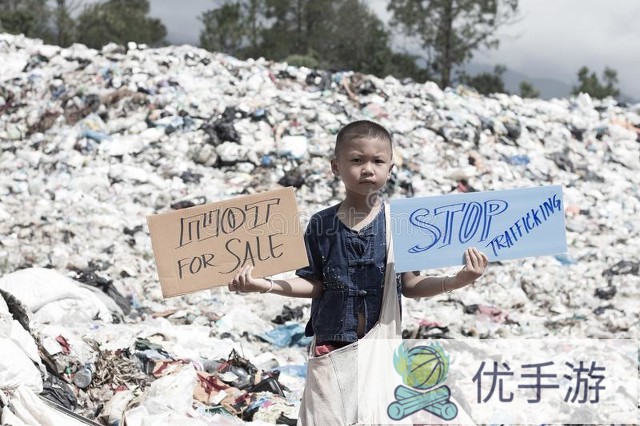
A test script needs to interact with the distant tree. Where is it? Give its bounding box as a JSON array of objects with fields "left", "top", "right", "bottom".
[
  {"left": 388, "top": 0, "right": 519, "bottom": 89},
  {"left": 253, "top": 0, "right": 298, "bottom": 60},
  {"left": 459, "top": 64, "right": 507, "bottom": 95},
  {"left": 571, "top": 66, "right": 620, "bottom": 99},
  {"left": 51, "top": 0, "right": 80, "bottom": 47},
  {"left": 199, "top": 0, "right": 295, "bottom": 59},
  {"left": 519, "top": 80, "right": 539, "bottom": 98},
  {"left": 316, "top": 0, "right": 396, "bottom": 75},
  {"left": 244, "top": 0, "right": 267, "bottom": 57},
  {"left": 283, "top": 0, "right": 429, "bottom": 80},
  {"left": 199, "top": 2, "right": 246, "bottom": 54},
  {"left": 385, "top": 52, "right": 431, "bottom": 82},
  {"left": 0, "top": 0, "right": 51, "bottom": 40},
  {"left": 76, "top": 0, "right": 166, "bottom": 49},
  {"left": 284, "top": 53, "right": 319, "bottom": 68},
  {"left": 199, "top": 0, "right": 427, "bottom": 81},
  {"left": 259, "top": 0, "right": 353, "bottom": 64}
]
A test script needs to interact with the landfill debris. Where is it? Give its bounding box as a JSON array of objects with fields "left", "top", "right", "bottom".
[
  {"left": 271, "top": 305, "right": 307, "bottom": 325},
  {"left": 258, "top": 323, "right": 312, "bottom": 348},
  {"left": 1, "top": 32, "right": 640, "bottom": 423}
]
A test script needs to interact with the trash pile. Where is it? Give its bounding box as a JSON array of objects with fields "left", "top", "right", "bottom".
[{"left": 1, "top": 32, "right": 639, "bottom": 424}]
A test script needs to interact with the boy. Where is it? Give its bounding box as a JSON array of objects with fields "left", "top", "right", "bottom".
[{"left": 228, "top": 120, "right": 488, "bottom": 424}]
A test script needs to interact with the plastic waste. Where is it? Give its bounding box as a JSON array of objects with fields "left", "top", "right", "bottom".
[
  {"left": 249, "top": 376, "right": 284, "bottom": 396},
  {"left": 277, "top": 135, "right": 308, "bottom": 159},
  {"left": 170, "top": 196, "right": 207, "bottom": 210},
  {"left": 258, "top": 323, "right": 311, "bottom": 348},
  {"left": 594, "top": 286, "right": 616, "bottom": 300},
  {"left": 602, "top": 260, "right": 639, "bottom": 276},
  {"left": 272, "top": 305, "right": 305, "bottom": 324},
  {"left": 273, "top": 364, "right": 307, "bottom": 378},
  {"left": 73, "top": 365, "right": 93, "bottom": 389},
  {"left": 554, "top": 254, "right": 577, "bottom": 266},
  {"left": 505, "top": 154, "right": 530, "bottom": 165}
]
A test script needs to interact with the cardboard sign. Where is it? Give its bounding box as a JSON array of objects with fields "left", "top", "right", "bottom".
[
  {"left": 147, "top": 187, "right": 308, "bottom": 298},
  {"left": 390, "top": 185, "right": 567, "bottom": 272}
]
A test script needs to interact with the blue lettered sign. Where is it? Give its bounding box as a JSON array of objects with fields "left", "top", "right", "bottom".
[{"left": 390, "top": 185, "right": 567, "bottom": 272}]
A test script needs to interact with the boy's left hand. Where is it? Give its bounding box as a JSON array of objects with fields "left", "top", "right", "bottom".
[{"left": 454, "top": 247, "right": 489, "bottom": 287}]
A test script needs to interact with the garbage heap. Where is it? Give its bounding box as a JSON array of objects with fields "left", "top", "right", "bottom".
[{"left": 1, "top": 33, "right": 639, "bottom": 424}]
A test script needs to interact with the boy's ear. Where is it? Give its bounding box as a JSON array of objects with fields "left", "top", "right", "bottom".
[
  {"left": 387, "top": 163, "right": 395, "bottom": 178},
  {"left": 331, "top": 158, "right": 339, "bottom": 176}
]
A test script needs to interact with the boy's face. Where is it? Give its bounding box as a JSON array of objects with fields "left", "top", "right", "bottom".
[{"left": 331, "top": 136, "right": 394, "bottom": 198}]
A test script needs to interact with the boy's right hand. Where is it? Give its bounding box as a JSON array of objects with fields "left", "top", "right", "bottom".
[{"left": 228, "top": 265, "right": 269, "bottom": 293}]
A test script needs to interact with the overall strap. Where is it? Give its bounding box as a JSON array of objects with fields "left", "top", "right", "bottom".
[{"left": 377, "top": 203, "right": 401, "bottom": 335}]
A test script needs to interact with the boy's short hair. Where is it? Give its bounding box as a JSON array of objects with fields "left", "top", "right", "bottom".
[{"left": 334, "top": 120, "right": 392, "bottom": 157}]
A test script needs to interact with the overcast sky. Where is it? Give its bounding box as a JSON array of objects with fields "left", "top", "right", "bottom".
[{"left": 149, "top": 0, "right": 640, "bottom": 99}]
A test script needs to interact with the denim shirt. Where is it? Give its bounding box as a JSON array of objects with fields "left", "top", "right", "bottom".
[{"left": 296, "top": 203, "right": 400, "bottom": 343}]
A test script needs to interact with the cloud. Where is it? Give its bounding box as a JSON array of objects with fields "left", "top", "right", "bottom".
[
  {"left": 480, "top": 0, "right": 640, "bottom": 98},
  {"left": 149, "top": 0, "right": 212, "bottom": 44}
]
